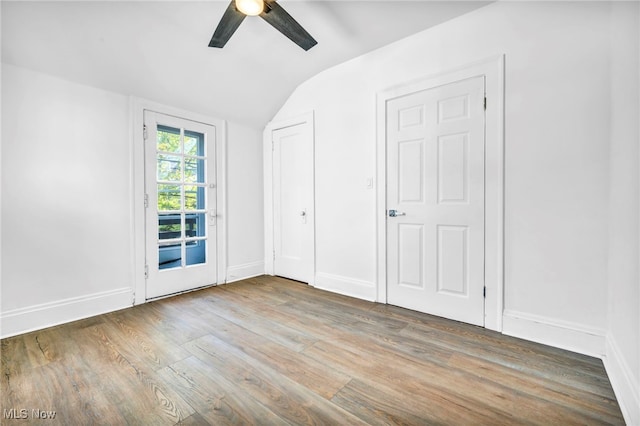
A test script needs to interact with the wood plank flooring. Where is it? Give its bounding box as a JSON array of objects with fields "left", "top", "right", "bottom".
[{"left": 1, "top": 276, "right": 625, "bottom": 425}]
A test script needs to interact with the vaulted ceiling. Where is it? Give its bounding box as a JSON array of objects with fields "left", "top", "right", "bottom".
[{"left": 2, "top": 1, "right": 490, "bottom": 128}]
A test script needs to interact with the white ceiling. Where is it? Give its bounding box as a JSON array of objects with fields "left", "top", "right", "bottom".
[{"left": 2, "top": 1, "right": 490, "bottom": 128}]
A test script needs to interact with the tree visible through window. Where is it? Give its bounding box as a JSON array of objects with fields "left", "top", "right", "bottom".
[{"left": 156, "top": 125, "right": 207, "bottom": 269}]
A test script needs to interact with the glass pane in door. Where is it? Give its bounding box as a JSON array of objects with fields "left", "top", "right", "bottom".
[{"left": 156, "top": 126, "right": 207, "bottom": 270}]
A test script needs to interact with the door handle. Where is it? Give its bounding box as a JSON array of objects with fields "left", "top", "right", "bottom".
[{"left": 388, "top": 209, "right": 406, "bottom": 217}]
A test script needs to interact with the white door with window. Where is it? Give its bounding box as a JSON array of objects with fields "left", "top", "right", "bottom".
[
  {"left": 144, "top": 111, "right": 217, "bottom": 299},
  {"left": 386, "top": 76, "right": 485, "bottom": 326},
  {"left": 272, "top": 122, "right": 314, "bottom": 283}
]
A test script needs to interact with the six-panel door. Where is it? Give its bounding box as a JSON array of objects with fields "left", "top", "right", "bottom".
[{"left": 386, "top": 76, "right": 486, "bottom": 326}]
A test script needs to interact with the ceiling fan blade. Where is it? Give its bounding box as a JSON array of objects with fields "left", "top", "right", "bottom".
[
  {"left": 260, "top": 0, "right": 317, "bottom": 51},
  {"left": 209, "top": 1, "right": 246, "bottom": 48}
]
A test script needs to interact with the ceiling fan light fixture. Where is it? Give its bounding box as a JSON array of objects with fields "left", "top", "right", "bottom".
[
  {"left": 209, "top": 0, "right": 317, "bottom": 50},
  {"left": 235, "top": 0, "right": 264, "bottom": 16}
]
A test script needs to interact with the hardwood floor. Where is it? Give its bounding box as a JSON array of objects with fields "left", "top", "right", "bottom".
[{"left": 2, "top": 276, "right": 624, "bottom": 425}]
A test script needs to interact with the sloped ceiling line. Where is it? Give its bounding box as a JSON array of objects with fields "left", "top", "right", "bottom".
[{"left": 1, "top": 1, "right": 490, "bottom": 128}]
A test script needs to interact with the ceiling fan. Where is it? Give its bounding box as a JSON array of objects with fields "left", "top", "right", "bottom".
[{"left": 209, "top": 0, "right": 318, "bottom": 51}]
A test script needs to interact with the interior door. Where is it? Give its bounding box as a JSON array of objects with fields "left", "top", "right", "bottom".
[
  {"left": 272, "top": 123, "right": 314, "bottom": 283},
  {"left": 144, "top": 111, "right": 217, "bottom": 299},
  {"left": 386, "top": 76, "right": 485, "bottom": 326}
]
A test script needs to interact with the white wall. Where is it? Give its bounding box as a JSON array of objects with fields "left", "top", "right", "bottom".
[
  {"left": 1, "top": 64, "right": 133, "bottom": 333},
  {"left": 1, "top": 63, "right": 265, "bottom": 337},
  {"left": 274, "top": 0, "right": 611, "bottom": 330},
  {"left": 226, "top": 123, "right": 265, "bottom": 282},
  {"left": 271, "top": 2, "right": 639, "bottom": 422},
  {"left": 605, "top": 2, "right": 640, "bottom": 422}
]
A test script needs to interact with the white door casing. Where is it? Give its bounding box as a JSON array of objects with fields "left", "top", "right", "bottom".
[
  {"left": 264, "top": 112, "right": 315, "bottom": 284},
  {"left": 144, "top": 111, "right": 218, "bottom": 299},
  {"left": 386, "top": 76, "right": 485, "bottom": 326},
  {"left": 376, "top": 56, "right": 505, "bottom": 331}
]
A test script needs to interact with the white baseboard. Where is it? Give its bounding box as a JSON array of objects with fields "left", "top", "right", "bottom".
[
  {"left": 604, "top": 335, "right": 640, "bottom": 425},
  {"left": 502, "top": 309, "right": 606, "bottom": 358},
  {"left": 226, "top": 260, "right": 265, "bottom": 284},
  {"left": 314, "top": 272, "right": 376, "bottom": 301},
  {"left": 1, "top": 288, "right": 133, "bottom": 339}
]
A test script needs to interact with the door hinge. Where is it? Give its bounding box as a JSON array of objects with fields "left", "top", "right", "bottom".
[
  {"left": 483, "top": 97, "right": 487, "bottom": 111},
  {"left": 483, "top": 286, "right": 486, "bottom": 298},
  {"left": 272, "top": 139, "right": 275, "bottom": 152},
  {"left": 143, "top": 124, "right": 148, "bottom": 140},
  {"left": 273, "top": 250, "right": 276, "bottom": 261},
  {"left": 144, "top": 264, "right": 149, "bottom": 279},
  {"left": 144, "top": 193, "right": 149, "bottom": 208}
]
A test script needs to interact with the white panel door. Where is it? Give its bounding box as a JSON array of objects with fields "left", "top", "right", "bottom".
[
  {"left": 386, "top": 76, "right": 485, "bottom": 326},
  {"left": 144, "top": 111, "right": 217, "bottom": 299},
  {"left": 273, "top": 123, "right": 314, "bottom": 283}
]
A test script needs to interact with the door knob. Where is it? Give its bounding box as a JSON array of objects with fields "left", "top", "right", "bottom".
[
  {"left": 388, "top": 209, "right": 406, "bottom": 217},
  {"left": 300, "top": 211, "right": 306, "bottom": 217}
]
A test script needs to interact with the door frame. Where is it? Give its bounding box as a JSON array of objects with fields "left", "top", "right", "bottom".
[
  {"left": 376, "top": 55, "right": 505, "bottom": 331},
  {"left": 263, "top": 111, "right": 315, "bottom": 284},
  {"left": 131, "top": 97, "right": 227, "bottom": 304}
]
